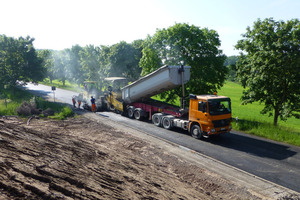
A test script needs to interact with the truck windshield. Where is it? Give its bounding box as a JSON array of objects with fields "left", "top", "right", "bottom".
[{"left": 208, "top": 99, "right": 231, "bottom": 115}]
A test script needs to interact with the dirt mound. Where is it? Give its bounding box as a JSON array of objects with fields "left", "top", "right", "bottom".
[
  {"left": 16, "top": 102, "right": 41, "bottom": 116},
  {"left": 0, "top": 115, "right": 294, "bottom": 199}
]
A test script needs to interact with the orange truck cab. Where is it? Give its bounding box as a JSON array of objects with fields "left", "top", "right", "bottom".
[{"left": 188, "top": 94, "right": 232, "bottom": 139}]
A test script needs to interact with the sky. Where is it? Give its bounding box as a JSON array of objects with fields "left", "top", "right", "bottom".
[{"left": 1, "top": 0, "right": 299, "bottom": 56}]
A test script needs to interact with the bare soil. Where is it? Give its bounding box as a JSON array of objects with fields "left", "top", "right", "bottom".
[{"left": 0, "top": 112, "right": 296, "bottom": 200}]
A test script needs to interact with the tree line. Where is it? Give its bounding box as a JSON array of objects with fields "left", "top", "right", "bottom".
[
  {"left": 1, "top": 20, "right": 299, "bottom": 125},
  {"left": 38, "top": 40, "right": 143, "bottom": 88}
]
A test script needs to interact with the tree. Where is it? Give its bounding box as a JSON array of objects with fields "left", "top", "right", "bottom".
[
  {"left": 0, "top": 35, "right": 45, "bottom": 90},
  {"left": 80, "top": 45, "right": 102, "bottom": 84},
  {"left": 140, "top": 23, "right": 227, "bottom": 102},
  {"left": 37, "top": 49, "right": 55, "bottom": 83},
  {"left": 235, "top": 18, "right": 300, "bottom": 126},
  {"left": 52, "top": 50, "right": 68, "bottom": 86},
  {"left": 224, "top": 56, "right": 239, "bottom": 81},
  {"left": 107, "top": 41, "right": 142, "bottom": 82},
  {"left": 66, "top": 45, "right": 85, "bottom": 87}
]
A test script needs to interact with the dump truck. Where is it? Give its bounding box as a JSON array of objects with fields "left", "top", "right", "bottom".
[{"left": 88, "top": 65, "right": 232, "bottom": 138}]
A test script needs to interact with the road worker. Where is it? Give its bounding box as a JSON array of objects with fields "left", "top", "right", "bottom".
[
  {"left": 91, "top": 96, "right": 96, "bottom": 112},
  {"left": 72, "top": 95, "right": 77, "bottom": 108},
  {"left": 77, "top": 94, "right": 82, "bottom": 108}
]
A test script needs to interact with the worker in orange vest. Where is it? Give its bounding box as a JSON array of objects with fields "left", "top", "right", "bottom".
[
  {"left": 72, "top": 95, "right": 77, "bottom": 108},
  {"left": 91, "top": 96, "right": 96, "bottom": 112}
]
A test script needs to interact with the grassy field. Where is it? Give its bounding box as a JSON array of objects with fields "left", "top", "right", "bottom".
[
  {"left": 41, "top": 79, "right": 83, "bottom": 92},
  {"left": 218, "top": 81, "right": 300, "bottom": 146},
  {"left": 218, "top": 82, "right": 300, "bottom": 130},
  {"left": 0, "top": 87, "right": 34, "bottom": 115},
  {"left": 0, "top": 87, "right": 73, "bottom": 119}
]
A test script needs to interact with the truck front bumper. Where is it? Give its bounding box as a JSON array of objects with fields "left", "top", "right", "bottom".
[{"left": 207, "top": 125, "right": 232, "bottom": 135}]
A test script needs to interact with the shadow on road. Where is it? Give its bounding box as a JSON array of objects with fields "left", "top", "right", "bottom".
[
  {"left": 208, "top": 132, "right": 297, "bottom": 160},
  {"left": 124, "top": 118, "right": 297, "bottom": 161},
  {"left": 24, "top": 89, "right": 53, "bottom": 99}
]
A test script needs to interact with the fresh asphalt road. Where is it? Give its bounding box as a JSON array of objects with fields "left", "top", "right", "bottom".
[
  {"left": 24, "top": 83, "right": 79, "bottom": 104},
  {"left": 24, "top": 83, "right": 300, "bottom": 193}
]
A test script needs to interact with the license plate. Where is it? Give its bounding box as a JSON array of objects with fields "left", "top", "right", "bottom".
[{"left": 221, "top": 128, "right": 226, "bottom": 131}]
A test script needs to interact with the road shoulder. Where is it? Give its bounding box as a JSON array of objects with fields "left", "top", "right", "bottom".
[{"left": 81, "top": 110, "right": 300, "bottom": 200}]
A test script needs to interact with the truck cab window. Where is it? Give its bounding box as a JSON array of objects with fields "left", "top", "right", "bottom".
[
  {"left": 208, "top": 99, "right": 231, "bottom": 115},
  {"left": 198, "top": 101, "right": 207, "bottom": 112}
]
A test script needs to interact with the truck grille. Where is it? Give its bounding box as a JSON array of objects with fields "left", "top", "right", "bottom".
[{"left": 212, "top": 118, "right": 231, "bottom": 128}]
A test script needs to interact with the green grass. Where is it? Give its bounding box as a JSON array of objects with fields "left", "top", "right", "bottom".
[
  {"left": 1, "top": 87, "right": 73, "bottom": 120},
  {"left": 0, "top": 101, "right": 20, "bottom": 115},
  {"left": 0, "top": 87, "right": 34, "bottom": 115},
  {"left": 218, "top": 81, "right": 300, "bottom": 146},
  {"left": 41, "top": 78, "right": 83, "bottom": 92},
  {"left": 48, "top": 106, "right": 73, "bottom": 120},
  {"left": 34, "top": 97, "right": 74, "bottom": 120},
  {"left": 218, "top": 82, "right": 300, "bottom": 131}
]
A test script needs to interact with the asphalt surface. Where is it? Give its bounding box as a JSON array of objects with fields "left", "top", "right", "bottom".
[{"left": 24, "top": 83, "right": 300, "bottom": 193}]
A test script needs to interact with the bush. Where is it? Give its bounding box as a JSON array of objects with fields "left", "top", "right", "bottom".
[
  {"left": 16, "top": 101, "right": 41, "bottom": 116},
  {"left": 48, "top": 106, "right": 73, "bottom": 120},
  {"left": 41, "top": 108, "right": 55, "bottom": 117}
]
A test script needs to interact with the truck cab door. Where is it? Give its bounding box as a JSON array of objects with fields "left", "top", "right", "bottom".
[
  {"left": 189, "top": 100, "right": 208, "bottom": 123},
  {"left": 197, "top": 101, "right": 208, "bottom": 122}
]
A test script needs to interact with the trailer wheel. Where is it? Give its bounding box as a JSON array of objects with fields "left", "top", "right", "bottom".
[
  {"left": 134, "top": 108, "right": 144, "bottom": 120},
  {"left": 127, "top": 107, "right": 135, "bottom": 118},
  {"left": 162, "top": 117, "right": 172, "bottom": 130},
  {"left": 191, "top": 125, "right": 203, "bottom": 139},
  {"left": 152, "top": 113, "right": 162, "bottom": 126}
]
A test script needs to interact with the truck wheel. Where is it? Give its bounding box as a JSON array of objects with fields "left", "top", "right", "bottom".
[
  {"left": 127, "top": 107, "right": 134, "bottom": 118},
  {"left": 109, "top": 104, "right": 115, "bottom": 111},
  {"left": 191, "top": 125, "right": 203, "bottom": 139},
  {"left": 134, "top": 109, "right": 144, "bottom": 120},
  {"left": 162, "top": 117, "right": 172, "bottom": 130},
  {"left": 152, "top": 114, "right": 162, "bottom": 126}
]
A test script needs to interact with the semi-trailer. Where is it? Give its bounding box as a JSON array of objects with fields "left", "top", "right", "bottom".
[{"left": 81, "top": 65, "right": 232, "bottom": 139}]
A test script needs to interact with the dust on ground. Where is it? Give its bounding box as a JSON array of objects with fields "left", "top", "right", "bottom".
[{"left": 0, "top": 112, "right": 296, "bottom": 200}]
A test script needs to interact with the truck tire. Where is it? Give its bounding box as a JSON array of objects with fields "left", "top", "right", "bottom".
[
  {"left": 127, "top": 107, "right": 135, "bottom": 118},
  {"left": 152, "top": 113, "right": 162, "bottom": 127},
  {"left": 191, "top": 125, "right": 203, "bottom": 139},
  {"left": 109, "top": 104, "right": 115, "bottom": 111},
  {"left": 162, "top": 116, "right": 172, "bottom": 130},
  {"left": 134, "top": 108, "right": 144, "bottom": 120}
]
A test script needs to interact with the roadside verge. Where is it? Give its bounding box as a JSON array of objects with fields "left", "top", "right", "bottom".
[{"left": 80, "top": 110, "right": 300, "bottom": 200}]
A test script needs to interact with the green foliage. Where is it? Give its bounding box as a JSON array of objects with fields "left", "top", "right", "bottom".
[
  {"left": 0, "top": 87, "right": 33, "bottom": 115},
  {"left": 107, "top": 41, "right": 142, "bottom": 82},
  {"left": 40, "top": 41, "right": 144, "bottom": 91},
  {"left": 219, "top": 82, "right": 300, "bottom": 130},
  {"left": 224, "top": 55, "right": 239, "bottom": 66},
  {"left": 224, "top": 56, "right": 239, "bottom": 82},
  {"left": 235, "top": 18, "right": 300, "bottom": 126},
  {"left": 79, "top": 45, "right": 102, "bottom": 83},
  {"left": 0, "top": 101, "right": 19, "bottom": 115},
  {"left": 48, "top": 106, "right": 73, "bottom": 120},
  {"left": 218, "top": 81, "right": 300, "bottom": 146},
  {"left": 140, "top": 23, "right": 227, "bottom": 103},
  {"left": 66, "top": 45, "right": 85, "bottom": 87},
  {"left": 0, "top": 35, "right": 46, "bottom": 89},
  {"left": 34, "top": 97, "right": 73, "bottom": 120},
  {"left": 232, "top": 119, "right": 300, "bottom": 146},
  {"left": 0, "top": 87, "right": 73, "bottom": 120}
]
